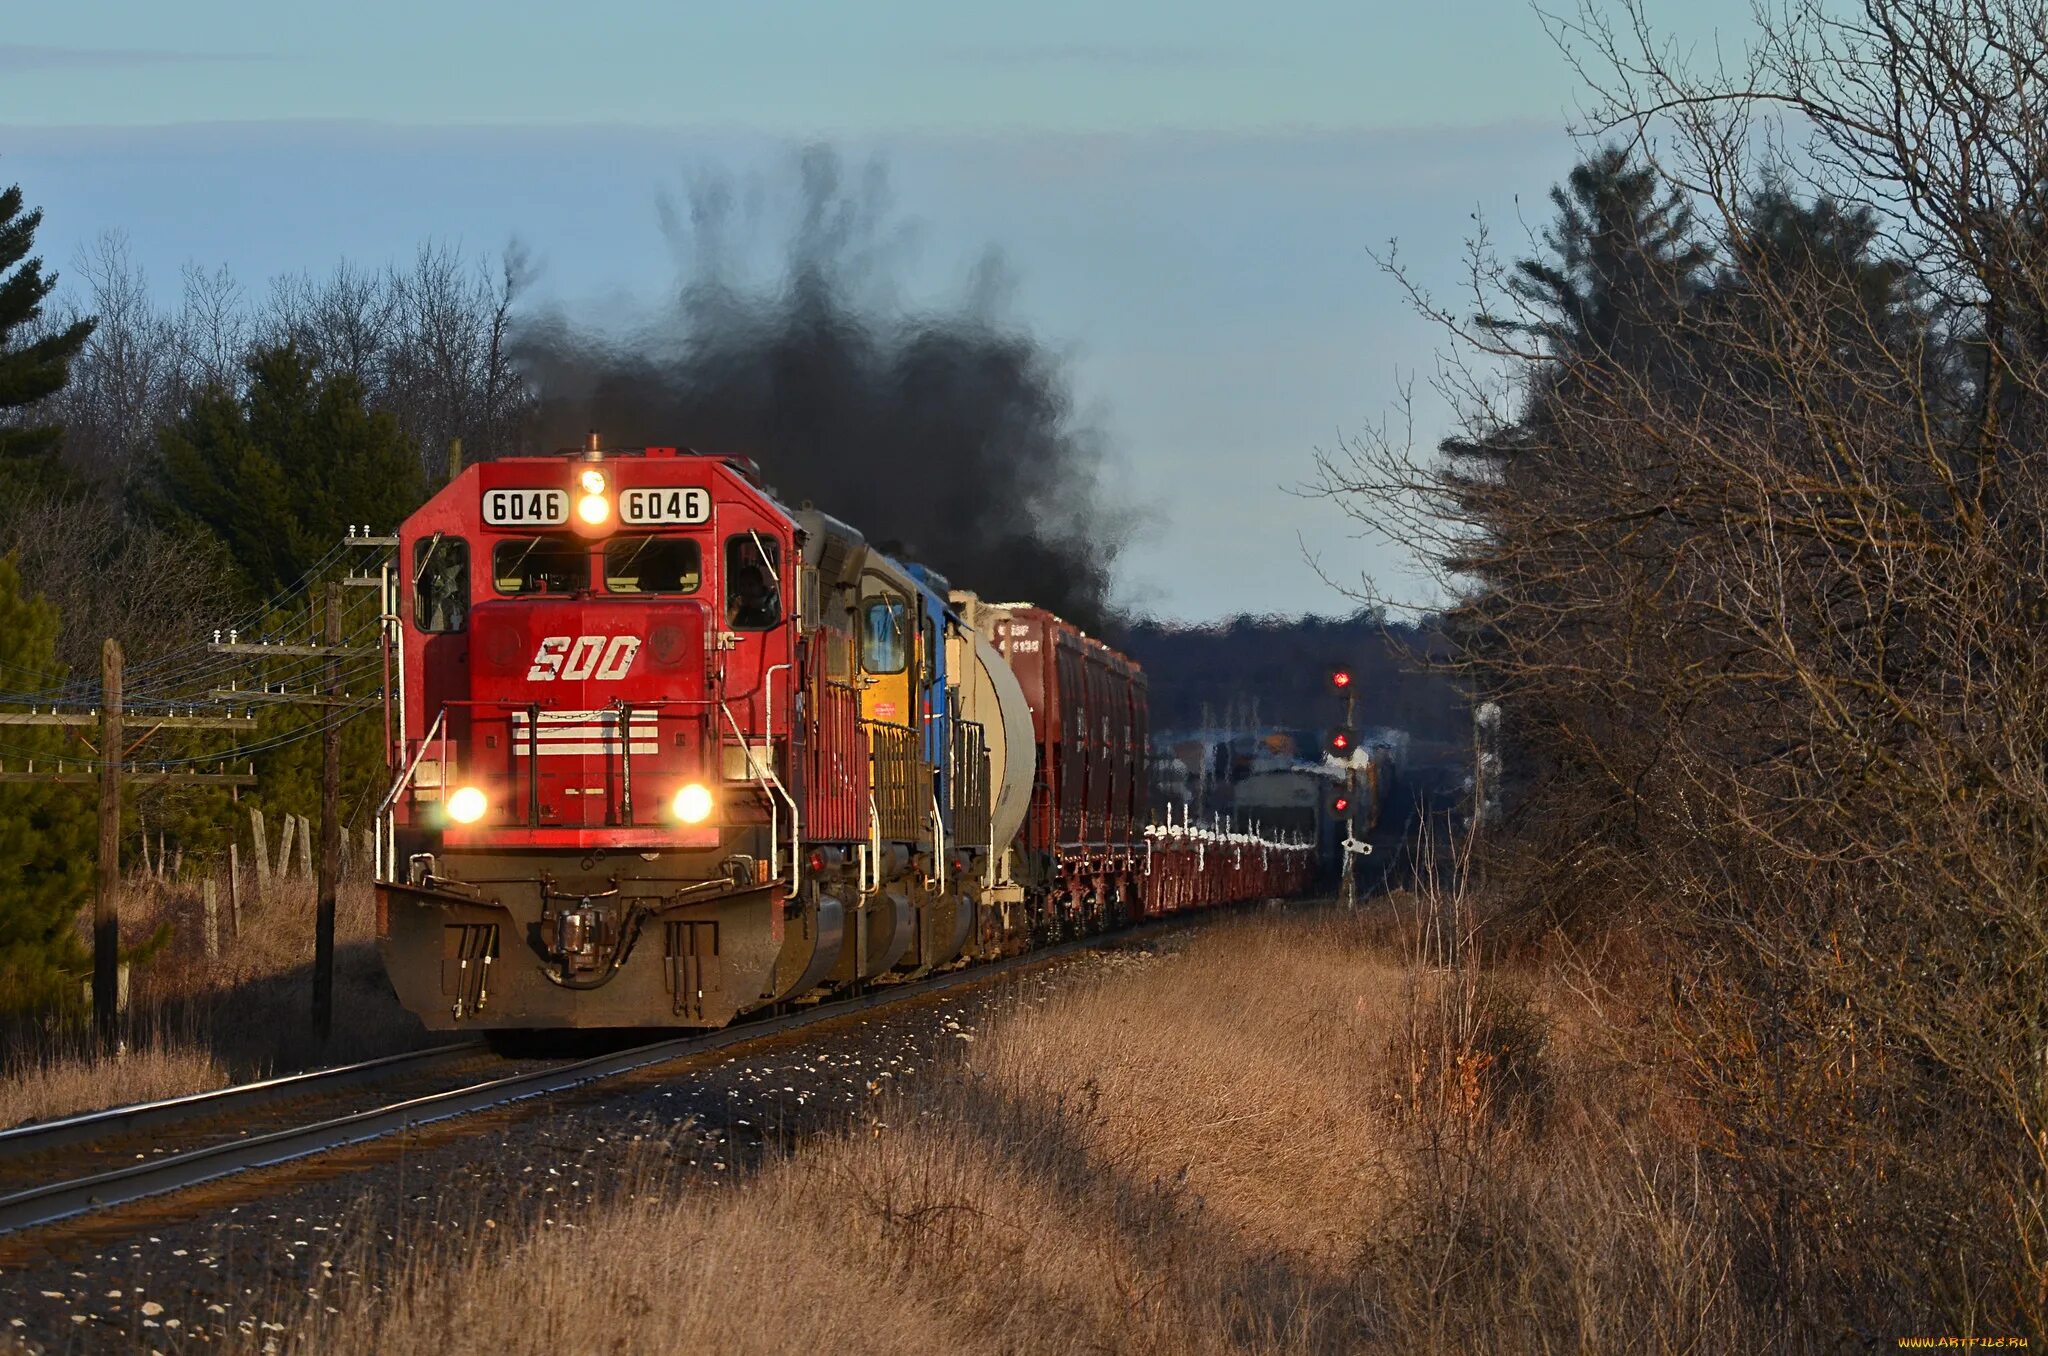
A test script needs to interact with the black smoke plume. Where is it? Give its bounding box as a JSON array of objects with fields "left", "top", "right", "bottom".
[{"left": 513, "top": 147, "right": 1131, "bottom": 630}]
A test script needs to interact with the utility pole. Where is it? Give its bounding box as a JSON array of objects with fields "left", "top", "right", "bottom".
[
  {"left": 94, "top": 640, "right": 122, "bottom": 1052},
  {"left": 207, "top": 531, "right": 391, "bottom": 1037},
  {"left": 0, "top": 644, "right": 265, "bottom": 1050},
  {"left": 314, "top": 583, "right": 342, "bottom": 1043}
]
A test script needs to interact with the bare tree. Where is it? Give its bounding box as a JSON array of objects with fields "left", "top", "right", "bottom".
[
  {"left": 173, "top": 262, "right": 250, "bottom": 398},
  {"left": 1319, "top": 0, "right": 2048, "bottom": 1337},
  {"left": 0, "top": 492, "right": 234, "bottom": 675},
  {"left": 261, "top": 259, "right": 397, "bottom": 392},
  {"left": 39, "top": 233, "right": 182, "bottom": 482},
  {"left": 385, "top": 243, "right": 531, "bottom": 475}
]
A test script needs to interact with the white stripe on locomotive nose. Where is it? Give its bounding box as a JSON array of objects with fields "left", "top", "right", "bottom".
[
  {"left": 525, "top": 742, "right": 660, "bottom": 756},
  {"left": 511, "top": 711, "right": 658, "bottom": 726}
]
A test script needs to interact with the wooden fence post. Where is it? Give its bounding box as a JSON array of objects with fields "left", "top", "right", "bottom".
[
  {"left": 202, "top": 877, "right": 220, "bottom": 961},
  {"left": 276, "top": 814, "right": 296, "bottom": 883},
  {"left": 227, "top": 841, "right": 242, "bottom": 935},
  {"left": 250, "top": 807, "right": 272, "bottom": 903}
]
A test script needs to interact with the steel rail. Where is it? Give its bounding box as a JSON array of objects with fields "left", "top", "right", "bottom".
[
  {"left": 0, "top": 1041, "right": 486, "bottom": 1166},
  {"left": 0, "top": 918, "right": 1191, "bottom": 1238}
]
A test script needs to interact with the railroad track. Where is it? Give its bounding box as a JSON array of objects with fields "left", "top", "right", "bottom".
[
  {"left": 0, "top": 916, "right": 1205, "bottom": 1240},
  {"left": 0, "top": 1041, "right": 486, "bottom": 1166}
]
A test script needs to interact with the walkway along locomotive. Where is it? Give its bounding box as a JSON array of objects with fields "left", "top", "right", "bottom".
[{"left": 372, "top": 441, "right": 1313, "bottom": 1031}]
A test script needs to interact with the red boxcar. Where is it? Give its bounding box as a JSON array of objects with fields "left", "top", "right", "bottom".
[{"left": 988, "top": 607, "right": 1150, "bottom": 926}]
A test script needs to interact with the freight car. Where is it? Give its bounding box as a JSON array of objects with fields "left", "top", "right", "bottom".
[{"left": 372, "top": 440, "right": 1312, "bottom": 1032}]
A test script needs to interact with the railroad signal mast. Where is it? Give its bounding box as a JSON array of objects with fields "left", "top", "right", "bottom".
[{"left": 1328, "top": 664, "right": 1365, "bottom": 908}]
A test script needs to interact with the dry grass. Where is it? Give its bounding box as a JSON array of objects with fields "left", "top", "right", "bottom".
[
  {"left": 0, "top": 869, "right": 430, "bottom": 1128},
  {"left": 0, "top": 1041, "right": 230, "bottom": 1127},
  {"left": 253, "top": 893, "right": 1767, "bottom": 1355}
]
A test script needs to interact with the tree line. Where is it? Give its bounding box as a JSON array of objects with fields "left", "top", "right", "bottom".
[
  {"left": 1111, "top": 609, "right": 1463, "bottom": 745},
  {"left": 1319, "top": 0, "right": 2048, "bottom": 1337},
  {"left": 0, "top": 191, "right": 533, "bottom": 1010}
]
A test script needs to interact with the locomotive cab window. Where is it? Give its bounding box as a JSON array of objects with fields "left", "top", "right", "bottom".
[
  {"left": 725, "top": 534, "right": 782, "bottom": 630},
  {"left": 604, "top": 536, "right": 702, "bottom": 595},
  {"left": 412, "top": 535, "right": 469, "bottom": 633},
  {"left": 860, "top": 596, "right": 909, "bottom": 674},
  {"left": 493, "top": 537, "right": 589, "bottom": 595}
]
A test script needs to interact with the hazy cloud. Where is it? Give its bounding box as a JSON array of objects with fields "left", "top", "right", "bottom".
[
  {"left": 943, "top": 42, "right": 1242, "bottom": 70},
  {"left": 0, "top": 45, "right": 269, "bottom": 74}
]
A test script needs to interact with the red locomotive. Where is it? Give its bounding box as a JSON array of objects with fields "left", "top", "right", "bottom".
[{"left": 373, "top": 439, "right": 1312, "bottom": 1032}]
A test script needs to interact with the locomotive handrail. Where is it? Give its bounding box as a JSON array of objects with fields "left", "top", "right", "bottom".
[
  {"left": 438, "top": 696, "right": 719, "bottom": 712},
  {"left": 859, "top": 792, "right": 882, "bottom": 894},
  {"left": 762, "top": 661, "right": 790, "bottom": 757},
  {"left": 617, "top": 702, "right": 634, "bottom": 825},
  {"left": 375, "top": 706, "right": 448, "bottom": 880},
  {"left": 719, "top": 698, "right": 799, "bottom": 897}
]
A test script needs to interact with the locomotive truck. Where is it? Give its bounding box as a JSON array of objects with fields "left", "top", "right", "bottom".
[{"left": 372, "top": 439, "right": 1312, "bottom": 1032}]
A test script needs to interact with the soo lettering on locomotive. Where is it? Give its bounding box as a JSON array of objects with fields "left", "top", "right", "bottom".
[{"left": 373, "top": 439, "right": 1312, "bottom": 1033}]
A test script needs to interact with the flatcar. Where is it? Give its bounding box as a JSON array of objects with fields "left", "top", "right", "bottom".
[{"left": 372, "top": 439, "right": 1312, "bottom": 1032}]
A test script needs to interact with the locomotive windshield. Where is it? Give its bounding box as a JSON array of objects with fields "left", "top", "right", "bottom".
[
  {"left": 604, "top": 536, "right": 702, "bottom": 594},
  {"left": 860, "top": 596, "right": 909, "bottom": 673},
  {"left": 493, "top": 537, "right": 589, "bottom": 595}
]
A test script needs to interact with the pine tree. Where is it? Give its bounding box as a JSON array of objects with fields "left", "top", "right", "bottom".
[
  {"left": 149, "top": 347, "right": 422, "bottom": 842},
  {"left": 0, "top": 554, "right": 95, "bottom": 1013},
  {"left": 1717, "top": 187, "right": 1918, "bottom": 336},
  {"left": 152, "top": 343, "right": 424, "bottom": 600},
  {"left": 1484, "top": 145, "right": 1711, "bottom": 362},
  {"left": 0, "top": 181, "right": 94, "bottom": 494}
]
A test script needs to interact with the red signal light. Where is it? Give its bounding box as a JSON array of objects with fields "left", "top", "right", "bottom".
[
  {"left": 1332, "top": 795, "right": 1352, "bottom": 814},
  {"left": 1330, "top": 666, "right": 1354, "bottom": 690},
  {"left": 1328, "top": 728, "right": 1355, "bottom": 754}
]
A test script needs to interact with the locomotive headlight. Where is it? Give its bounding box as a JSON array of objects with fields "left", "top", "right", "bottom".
[
  {"left": 672, "top": 782, "right": 714, "bottom": 825},
  {"left": 446, "top": 785, "right": 489, "bottom": 824},
  {"left": 575, "top": 491, "right": 612, "bottom": 526},
  {"left": 579, "top": 468, "right": 608, "bottom": 495}
]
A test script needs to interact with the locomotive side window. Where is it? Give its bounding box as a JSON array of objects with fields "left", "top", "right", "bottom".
[
  {"left": 413, "top": 535, "right": 470, "bottom": 633},
  {"left": 860, "top": 596, "right": 909, "bottom": 674},
  {"left": 604, "top": 536, "right": 702, "bottom": 595},
  {"left": 493, "top": 538, "right": 589, "bottom": 595},
  {"left": 725, "top": 534, "right": 783, "bottom": 630}
]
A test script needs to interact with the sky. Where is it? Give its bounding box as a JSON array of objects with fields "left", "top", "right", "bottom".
[{"left": 0, "top": 0, "right": 1761, "bottom": 622}]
